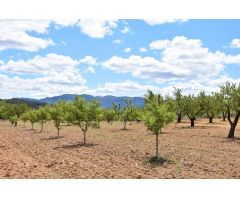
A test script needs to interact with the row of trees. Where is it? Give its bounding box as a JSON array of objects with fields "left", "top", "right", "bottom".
[
  {"left": 171, "top": 82, "right": 240, "bottom": 138},
  {"left": 0, "top": 82, "right": 239, "bottom": 159}
]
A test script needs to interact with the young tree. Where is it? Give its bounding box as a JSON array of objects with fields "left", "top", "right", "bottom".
[
  {"left": 173, "top": 88, "right": 184, "bottom": 123},
  {"left": 26, "top": 110, "right": 38, "bottom": 130},
  {"left": 182, "top": 94, "right": 202, "bottom": 127},
  {"left": 199, "top": 91, "right": 219, "bottom": 123},
  {"left": 103, "top": 108, "right": 115, "bottom": 124},
  {"left": 215, "top": 92, "right": 228, "bottom": 121},
  {"left": 143, "top": 90, "right": 174, "bottom": 158},
  {"left": 62, "top": 102, "right": 75, "bottom": 126},
  {"left": 49, "top": 102, "right": 66, "bottom": 138},
  {"left": 36, "top": 106, "right": 49, "bottom": 132},
  {"left": 72, "top": 97, "right": 101, "bottom": 145},
  {"left": 20, "top": 112, "right": 29, "bottom": 127},
  {"left": 219, "top": 82, "right": 240, "bottom": 138},
  {"left": 121, "top": 99, "right": 135, "bottom": 130}
]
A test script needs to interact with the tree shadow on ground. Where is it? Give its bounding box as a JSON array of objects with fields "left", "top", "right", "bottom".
[
  {"left": 146, "top": 156, "right": 174, "bottom": 168},
  {"left": 40, "top": 136, "right": 65, "bottom": 140},
  {"left": 53, "top": 142, "right": 97, "bottom": 149},
  {"left": 220, "top": 137, "right": 240, "bottom": 144},
  {"left": 180, "top": 125, "right": 218, "bottom": 129}
]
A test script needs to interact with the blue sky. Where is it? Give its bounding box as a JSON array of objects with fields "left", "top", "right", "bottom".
[{"left": 0, "top": 19, "right": 240, "bottom": 99}]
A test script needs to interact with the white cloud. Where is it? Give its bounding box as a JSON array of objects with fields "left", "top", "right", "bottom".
[
  {"left": 149, "top": 39, "right": 170, "bottom": 50},
  {"left": 0, "top": 53, "right": 80, "bottom": 75},
  {"left": 77, "top": 20, "right": 118, "bottom": 38},
  {"left": 121, "top": 26, "right": 130, "bottom": 34},
  {"left": 124, "top": 47, "right": 131, "bottom": 53},
  {"left": 85, "top": 66, "right": 95, "bottom": 74},
  {"left": 79, "top": 55, "right": 97, "bottom": 65},
  {"left": 87, "top": 81, "right": 160, "bottom": 97},
  {"left": 0, "top": 20, "right": 54, "bottom": 52},
  {"left": 144, "top": 19, "right": 188, "bottom": 25},
  {"left": 139, "top": 47, "right": 147, "bottom": 52},
  {"left": 112, "top": 39, "right": 123, "bottom": 44},
  {"left": 0, "top": 54, "right": 88, "bottom": 98},
  {"left": 230, "top": 39, "right": 240, "bottom": 48},
  {"left": 53, "top": 19, "right": 78, "bottom": 27},
  {"left": 0, "top": 19, "right": 119, "bottom": 52},
  {"left": 103, "top": 36, "right": 240, "bottom": 83}
]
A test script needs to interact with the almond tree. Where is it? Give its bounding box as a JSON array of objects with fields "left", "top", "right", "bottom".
[
  {"left": 36, "top": 106, "right": 50, "bottom": 132},
  {"left": 183, "top": 94, "right": 202, "bottom": 127},
  {"left": 72, "top": 97, "right": 101, "bottom": 145},
  {"left": 49, "top": 102, "right": 66, "bottom": 138},
  {"left": 62, "top": 102, "right": 75, "bottom": 126},
  {"left": 173, "top": 87, "right": 184, "bottom": 123},
  {"left": 103, "top": 108, "right": 115, "bottom": 124},
  {"left": 26, "top": 110, "right": 38, "bottom": 130},
  {"left": 121, "top": 99, "right": 135, "bottom": 130},
  {"left": 219, "top": 82, "right": 240, "bottom": 138},
  {"left": 199, "top": 91, "right": 219, "bottom": 123},
  {"left": 215, "top": 92, "right": 228, "bottom": 121},
  {"left": 143, "top": 90, "right": 174, "bottom": 159}
]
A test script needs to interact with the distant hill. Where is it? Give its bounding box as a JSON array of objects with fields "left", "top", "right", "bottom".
[
  {"left": 5, "top": 98, "right": 47, "bottom": 108},
  {"left": 5, "top": 94, "right": 144, "bottom": 108},
  {"left": 40, "top": 94, "right": 144, "bottom": 108}
]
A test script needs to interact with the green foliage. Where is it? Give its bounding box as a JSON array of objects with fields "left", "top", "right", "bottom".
[
  {"left": 199, "top": 91, "right": 219, "bottom": 122},
  {"left": 120, "top": 99, "right": 137, "bottom": 130},
  {"left": 143, "top": 90, "right": 174, "bottom": 158},
  {"left": 49, "top": 102, "right": 66, "bottom": 137},
  {"left": 182, "top": 94, "right": 202, "bottom": 120},
  {"left": 173, "top": 87, "right": 184, "bottom": 122},
  {"left": 25, "top": 110, "right": 38, "bottom": 130},
  {"left": 72, "top": 97, "right": 101, "bottom": 144},
  {"left": 103, "top": 108, "right": 115, "bottom": 123},
  {"left": 62, "top": 102, "right": 75, "bottom": 125},
  {"left": 35, "top": 106, "right": 50, "bottom": 132},
  {"left": 220, "top": 82, "right": 240, "bottom": 114},
  {"left": 219, "top": 82, "right": 240, "bottom": 138},
  {"left": 143, "top": 93, "right": 174, "bottom": 135}
]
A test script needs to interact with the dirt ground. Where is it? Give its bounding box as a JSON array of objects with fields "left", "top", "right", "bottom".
[{"left": 0, "top": 118, "right": 240, "bottom": 179}]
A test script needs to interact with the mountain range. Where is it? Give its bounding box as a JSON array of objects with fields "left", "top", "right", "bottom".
[{"left": 6, "top": 94, "right": 145, "bottom": 108}]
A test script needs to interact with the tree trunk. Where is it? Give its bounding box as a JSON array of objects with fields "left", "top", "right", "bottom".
[
  {"left": 123, "top": 121, "right": 127, "bottom": 130},
  {"left": 228, "top": 124, "right": 236, "bottom": 138},
  {"left": 222, "top": 112, "right": 226, "bottom": 121},
  {"left": 155, "top": 133, "right": 159, "bottom": 158},
  {"left": 57, "top": 127, "right": 60, "bottom": 138},
  {"left": 190, "top": 118, "right": 195, "bottom": 127},
  {"left": 40, "top": 122, "right": 44, "bottom": 132},
  {"left": 209, "top": 117, "right": 213, "bottom": 123},
  {"left": 31, "top": 122, "right": 33, "bottom": 130},
  {"left": 83, "top": 131, "right": 86, "bottom": 145},
  {"left": 177, "top": 112, "right": 182, "bottom": 123},
  {"left": 227, "top": 111, "right": 240, "bottom": 138}
]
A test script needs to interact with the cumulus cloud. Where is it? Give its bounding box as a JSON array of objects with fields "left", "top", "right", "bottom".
[
  {"left": 0, "top": 19, "right": 120, "bottom": 52},
  {"left": 103, "top": 36, "right": 240, "bottom": 83},
  {"left": 0, "top": 20, "right": 54, "bottom": 52},
  {"left": 229, "top": 39, "right": 240, "bottom": 48},
  {"left": 77, "top": 19, "right": 118, "bottom": 38},
  {"left": 87, "top": 81, "right": 160, "bottom": 97},
  {"left": 0, "top": 53, "right": 88, "bottom": 98},
  {"left": 121, "top": 26, "right": 131, "bottom": 34},
  {"left": 84, "top": 66, "right": 95, "bottom": 74},
  {"left": 0, "top": 53, "right": 80, "bottom": 75},
  {"left": 149, "top": 39, "right": 171, "bottom": 50},
  {"left": 139, "top": 47, "right": 147, "bottom": 52},
  {"left": 112, "top": 39, "right": 123, "bottom": 44},
  {"left": 144, "top": 19, "right": 188, "bottom": 25},
  {"left": 124, "top": 47, "right": 131, "bottom": 53},
  {"left": 79, "top": 55, "right": 97, "bottom": 65}
]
